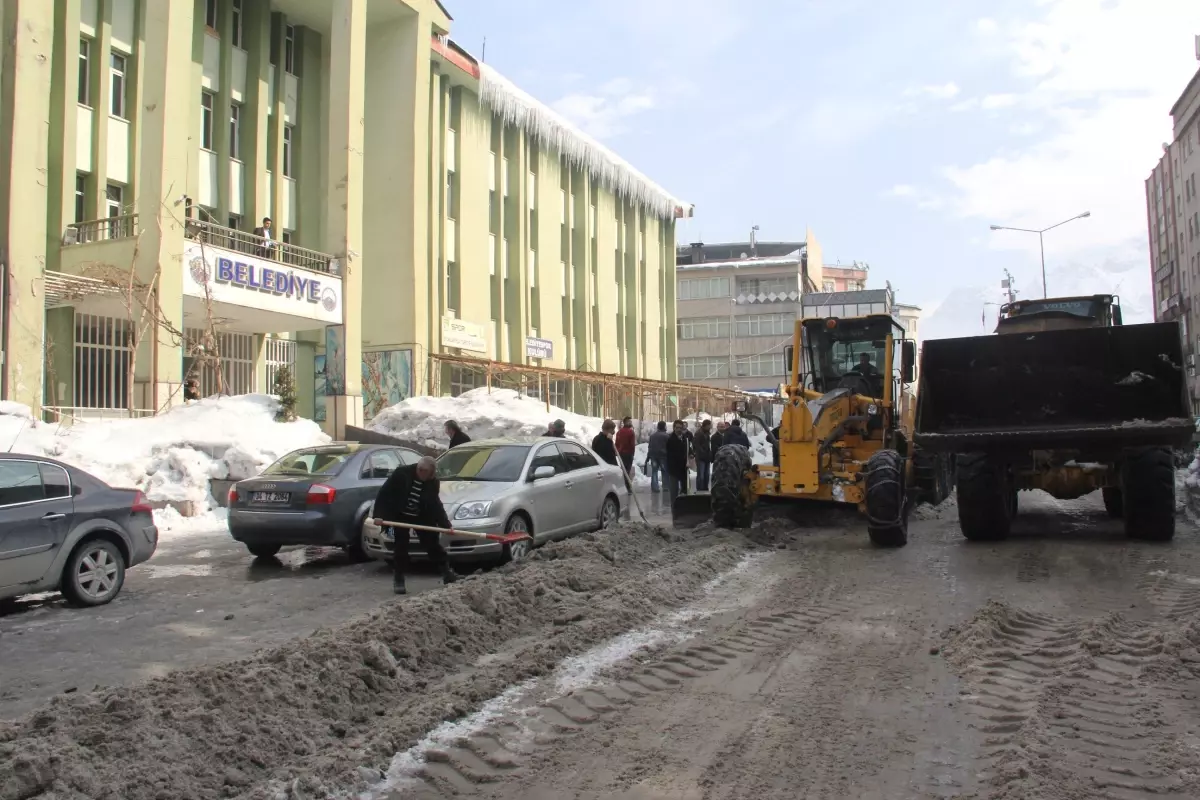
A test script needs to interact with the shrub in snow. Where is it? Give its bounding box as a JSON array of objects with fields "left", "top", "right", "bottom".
[
  {"left": 0, "top": 394, "right": 329, "bottom": 512},
  {"left": 273, "top": 365, "right": 298, "bottom": 422}
]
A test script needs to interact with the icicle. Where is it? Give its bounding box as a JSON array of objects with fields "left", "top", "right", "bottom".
[{"left": 478, "top": 63, "right": 691, "bottom": 222}]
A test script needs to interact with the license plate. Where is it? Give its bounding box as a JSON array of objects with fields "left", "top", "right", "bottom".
[
  {"left": 252, "top": 491, "right": 290, "bottom": 503},
  {"left": 381, "top": 528, "right": 394, "bottom": 541}
]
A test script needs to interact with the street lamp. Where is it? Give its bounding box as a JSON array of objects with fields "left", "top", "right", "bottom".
[{"left": 989, "top": 211, "right": 1091, "bottom": 299}]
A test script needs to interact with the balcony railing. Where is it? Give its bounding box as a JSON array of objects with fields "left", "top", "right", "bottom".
[
  {"left": 64, "top": 214, "right": 139, "bottom": 246},
  {"left": 186, "top": 219, "right": 337, "bottom": 275}
]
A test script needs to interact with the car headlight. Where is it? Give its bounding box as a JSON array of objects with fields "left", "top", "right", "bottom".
[
  {"left": 455, "top": 501, "right": 492, "bottom": 520},
  {"left": 866, "top": 403, "right": 879, "bottom": 416}
]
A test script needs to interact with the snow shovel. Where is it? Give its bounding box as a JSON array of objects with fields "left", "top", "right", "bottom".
[
  {"left": 619, "top": 464, "right": 650, "bottom": 524},
  {"left": 376, "top": 520, "right": 532, "bottom": 547}
]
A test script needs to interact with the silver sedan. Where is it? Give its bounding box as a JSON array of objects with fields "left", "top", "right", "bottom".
[{"left": 362, "top": 436, "right": 626, "bottom": 564}]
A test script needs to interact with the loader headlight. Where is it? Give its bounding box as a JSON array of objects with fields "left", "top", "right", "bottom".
[
  {"left": 455, "top": 501, "right": 492, "bottom": 520},
  {"left": 866, "top": 404, "right": 879, "bottom": 416}
]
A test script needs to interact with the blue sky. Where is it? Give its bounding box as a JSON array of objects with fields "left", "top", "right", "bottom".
[{"left": 446, "top": 0, "right": 1200, "bottom": 337}]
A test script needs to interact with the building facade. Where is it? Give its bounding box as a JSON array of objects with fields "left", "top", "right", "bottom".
[
  {"left": 820, "top": 261, "right": 869, "bottom": 293},
  {"left": 0, "top": 0, "right": 690, "bottom": 435},
  {"left": 673, "top": 233, "right": 823, "bottom": 392},
  {"left": 1147, "top": 46, "right": 1200, "bottom": 410}
]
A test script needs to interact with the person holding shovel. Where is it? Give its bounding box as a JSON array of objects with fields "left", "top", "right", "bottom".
[
  {"left": 615, "top": 417, "right": 637, "bottom": 494},
  {"left": 373, "top": 455, "right": 459, "bottom": 595}
]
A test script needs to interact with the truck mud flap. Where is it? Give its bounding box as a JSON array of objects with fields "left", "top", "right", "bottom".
[{"left": 914, "top": 321, "right": 1193, "bottom": 452}]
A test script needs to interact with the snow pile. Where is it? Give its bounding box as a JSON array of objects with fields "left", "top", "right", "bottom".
[{"left": 0, "top": 395, "right": 328, "bottom": 512}]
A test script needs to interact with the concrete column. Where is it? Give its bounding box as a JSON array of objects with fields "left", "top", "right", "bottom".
[
  {"left": 89, "top": 0, "right": 113, "bottom": 219},
  {"left": 137, "top": 0, "right": 195, "bottom": 409},
  {"left": 296, "top": 27, "right": 323, "bottom": 248},
  {"left": 269, "top": 12, "right": 286, "bottom": 226},
  {"left": 0, "top": 0, "right": 54, "bottom": 410},
  {"left": 243, "top": 0, "right": 270, "bottom": 225},
  {"left": 46, "top": 0, "right": 82, "bottom": 273},
  {"left": 214, "top": 0, "right": 233, "bottom": 221},
  {"left": 323, "top": 0, "right": 366, "bottom": 436}
]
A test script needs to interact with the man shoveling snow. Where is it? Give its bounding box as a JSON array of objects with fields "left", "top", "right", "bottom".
[{"left": 373, "top": 456, "right": 459, "bottom": 595}]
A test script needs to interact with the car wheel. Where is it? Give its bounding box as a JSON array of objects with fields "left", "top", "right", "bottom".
[
  {"left": 503, "top": 515, "right": 532, "bottom": 563},
  {"left": 61, "top": 539, "right": 125, "bottom": 607},
  {"left": 598, "top": 495, "right": 620, "bottom": 530},
  {"left": 347, "top": 515, "right": 372, "bottom": 563},
  {"left": 246, "top": 543, "right": 282, "bottom": 559}
]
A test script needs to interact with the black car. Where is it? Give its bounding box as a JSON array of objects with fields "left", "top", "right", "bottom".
[
  {"left": 0, "top": 453, "right": 158, "bottom": 607},
  {"left": 227, "top": 442, "right": 422, "bottom": 559}
]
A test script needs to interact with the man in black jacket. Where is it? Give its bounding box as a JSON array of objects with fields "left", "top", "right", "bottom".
[
  {"left": 665, "top": 419, "right": 692, "bottom": 503},
  {"left": 724, "top": 419, "right": 752, "bottom": 448},
  {"left": 591, "top": 419, "right": 619, "bottom": 466},
  {"left": 373, "top": 456, "right": 458, "bottom": 595},
  {"left": 444, "top": 420, "right": 471, "bottom": 449},
  {"left": 694, "top": 419, "right": 713, "bottom": 492}
]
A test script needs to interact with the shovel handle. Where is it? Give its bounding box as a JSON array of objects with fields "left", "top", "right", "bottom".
[{"left": 376, "top": 519, "right": 530, "bottom": 543}]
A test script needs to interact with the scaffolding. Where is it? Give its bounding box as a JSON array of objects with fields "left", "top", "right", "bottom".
[{"left": 429, "top": 354, "right": 779, "bottom": 430}]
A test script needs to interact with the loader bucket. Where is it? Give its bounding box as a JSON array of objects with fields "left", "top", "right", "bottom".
[
  {"left": 671, "top": 494, "right": 714, "bottom": 529},
  {"left": 915, "top": 321, "right": 1193, "bottom": 453}
]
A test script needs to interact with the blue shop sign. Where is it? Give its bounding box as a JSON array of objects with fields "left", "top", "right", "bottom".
[{"left": 215, "top": 257, "right": 324, "bottom": 305}]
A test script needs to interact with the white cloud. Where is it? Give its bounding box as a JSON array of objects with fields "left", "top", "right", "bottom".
[
  {"left": 881, "top": 183, "right": 943, "bottom": 210},
  {"left": 976, "top": 18, "right": 998, "bottom": 34},
  {"left": 551, "top": 81, "right": 656, "bottom": 139},
  {"left": 905, "top": 82, "right": 961, "bottom": 100},
  {"left": 903, "top": 0, "right": 1200, "bottom": 258}
]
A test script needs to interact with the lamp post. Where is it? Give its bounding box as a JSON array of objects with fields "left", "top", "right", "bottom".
[{"left": 989, "top": 212, "right": 1091, "bottom": 299}]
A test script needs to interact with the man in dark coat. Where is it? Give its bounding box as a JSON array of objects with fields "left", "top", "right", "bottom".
[
  {"left": 545, "top": 419, "right": 567, "bottom": 437},
  {"left": 694, "top": 419, "right": 714, "bottom": 492},
  {"left": 444, "top": 420, "right": 471, "bottom": 449},
  {"left": 710, "top": 421, "right": 726, "bottom": 454},
  {"left": 647, "top": 421, "right": 669, "bottom": 493},
  {"left": 665, "top": 419, "right": 692, "bottom": 503},
  {"left": 373, "top": 456, "right": 458, "bottom": 595},
  {"left": 724, "top": 419, "right": 752, "bottom": 448},
  {"left": 591, "top": 419, "right": 619, "bottom": 466}
]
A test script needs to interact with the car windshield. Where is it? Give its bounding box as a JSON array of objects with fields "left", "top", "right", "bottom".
[
  {"left": 437, "top": 445, "right": 530, "bottom": 483},
  {"left": 263, "top": 447, "right": 357, "bottom": 477}
]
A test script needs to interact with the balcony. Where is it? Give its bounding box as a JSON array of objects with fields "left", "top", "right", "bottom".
[
  {"left": 64, "top": 214, "right": 139, "bottom": 245},
  {"left": 186, "top": 219, "right": 337, "bottom": 275}
]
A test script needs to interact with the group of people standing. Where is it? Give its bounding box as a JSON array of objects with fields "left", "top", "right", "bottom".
[{"left": 644, "top": 417, "right": 751, "bottom": 501}]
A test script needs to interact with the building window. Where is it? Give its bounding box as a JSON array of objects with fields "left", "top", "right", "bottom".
[
  {"left": 228, "top": 214, "right": 242, "bottom": 230},
  {"left": 737, "top": 275, "right": 798, "bottom": 296},
  {"left": 489, "top": 234, "right": 497, "bottom": 276},
  {"left": 677, "top": 316, "right": 732, "bottom": 340},
  {"left": 229, "top": 103, "right": 242, "bottom": 160},
  {"left": 74, "top": 175, "right": 87, "bottom": 223},
  {"left": 284, "top": 25, "right": 296, "bottom": 75},
  {"left": 735, "top": 353, "right": 786, "bottom": 378},
  {"left": 78, "top": 39, "right": 92, "bottom": 106},
  {"left": 200, "top": 91, "right": 215, "bottom": 150},
  {"left": 678, "top": 357, "right": 729, "bottom": 380},
  {"left": 204, "top": 0, "right": 218, "bottom": 30},
  {"left": 105, "top": 183, "right": 123, "bottom": 218},
  {"left": 281, "top": 231, "right": 293, "bottom": 245},
  {"left": 822, "top": 281, "right": 835, "bottom": 292},
  {"left": 736, "top": 312, "right": 795, "bottom": 338},
  {"left": 282, "top": 125, "right": 294, "bottom": 177},
  {"left": 109, "top": 52, "right": 127, "bottom": 118},
  {"left": 677, "top": 276, "right": 730, "bottom": 300},
  {"left": 231, "top": 0, "right": 244, "bottom": 48}
]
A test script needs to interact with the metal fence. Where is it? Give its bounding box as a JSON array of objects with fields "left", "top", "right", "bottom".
[
  {"left": 66, "top": 214, "right": 139, "bottom": 245},
  {"left": 185, "top": 219, "right": 336, "bottom": 274}
]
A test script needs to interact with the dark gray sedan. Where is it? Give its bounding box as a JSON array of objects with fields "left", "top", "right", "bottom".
[
  {"left": 0, "top": 453, "right": 158, "bottom": 607},
  {"left": 227, "top": 442, "right": 422, "bottom": 560}
]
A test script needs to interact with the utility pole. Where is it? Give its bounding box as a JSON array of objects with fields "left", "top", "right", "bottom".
[
  {"left": 1001, "top": 269, "right": 1017, "bottom": 304},
  {"left": 750, "top": 225, "right": 759, "bottom": 258}
]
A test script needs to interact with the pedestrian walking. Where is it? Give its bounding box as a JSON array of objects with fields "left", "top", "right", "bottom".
[
  {"left": 545, "top": 419, "right": 567, "bottom": 438},
  {"left": 372, "top": 455, "right": 459, "bottom": 595},
  {"left": 665, "top": 420, "right": 691, "bottom": 504},
  {"left": 444, "top": 420, "right": 471, "bottom": 449},
  {"left": 591, "top": 419, "right": 619, "bottom": 466},
  {"left": 694, "top": 419, "right": 714, "bottom": 492},
  {"left": 647, "top": 421, "right": 669, "bottom": 493},
  {"left": 724, "top": 418, "right": 752, "bottom": 448},
  {"left": 615, "top": 416, "right": 637, "bottom": 492}
]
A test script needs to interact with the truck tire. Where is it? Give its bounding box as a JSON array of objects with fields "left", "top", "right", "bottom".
[
  {"left": 1121, "top": 447, "right": 1175, "bottom": 542},
  {"left": 913, "top": 446, "right": 954, "bottom": 506},
  {"left": 711, "top": 445, "right": 754, "bottom": 529},
  {"left": 865, "top": 449, "right": 908, "bottom": 547},
  {"left": 956, "top": 452, "right": 1012, "bottom": 541},
  {"left": 1101, "top": 487, "right": 1123, "bottom": 518}
]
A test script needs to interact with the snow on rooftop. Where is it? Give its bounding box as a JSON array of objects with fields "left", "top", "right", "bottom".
[
  {"left": 478, "top": 63, "right": 691, "bottom": 222},
  {"left": 677, "top": 252, "right": 803, "bottom": 271},
  {"left": 0, "top": 395, "right": 329, "bottom": 525}
]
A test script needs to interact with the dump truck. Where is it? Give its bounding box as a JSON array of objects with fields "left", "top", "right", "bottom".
[
  {"left": 673, "top": 311, "right": 955, "bottom": 547},
  {"left": 913, "top": 294, "right": 1193, "bottom": 541}
]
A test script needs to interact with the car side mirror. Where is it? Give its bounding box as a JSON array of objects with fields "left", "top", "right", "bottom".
[
  {"left": 532, "top": 465, "right": 556, "bottom": 480},
  {"left": 72, "top": 484, "right": 82, "bottom": 496},
  {"left": 901, "top": 340, "right": 916, "bottom": 383}
]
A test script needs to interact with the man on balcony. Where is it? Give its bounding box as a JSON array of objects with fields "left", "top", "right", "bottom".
[{"left": 253, "top": 216, "right": 276, "bottom": 259}]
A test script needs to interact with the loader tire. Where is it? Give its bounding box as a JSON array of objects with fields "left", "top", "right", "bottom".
[
  {"left": 711, "top": 445, "right": 754, "bottom": 530},
  {"left": 865, "top": 449, "right": 908, "bottom": 547},
  {"left": 913, "top": 446, "right": 953, "bottom": 506},
  {"left": 1121, "top": 447, "right": 1175, "bottom": 542},
  {"left": 956, "top": 452, "right": 1012, "bottom": 542},
  {"left": 1102, "top": 487, "right": 1123, "bottom": 518}
]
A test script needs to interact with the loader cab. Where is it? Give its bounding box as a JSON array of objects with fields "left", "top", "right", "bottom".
[
  {"left": 997, "top": 294, "right": 1120, "bottom": 334},
  {"left": 802, "top": 314, "right": 909, "bottom": 404}
]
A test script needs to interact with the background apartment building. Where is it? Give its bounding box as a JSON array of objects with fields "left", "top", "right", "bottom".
[
  {"left": 1147, "top": 37, "right": 1200, "bottom": 412},
  {"left": 674, "top": 233, "right": 824, "bottom": 392},
  {"left": 0, "top": 0, "right": 689, "bottom": 435},
  {"left": 821, "top": 261, "right": 869, "bottom": 293}
]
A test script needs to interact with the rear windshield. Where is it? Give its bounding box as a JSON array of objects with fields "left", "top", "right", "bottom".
[
  {"left": 437, "top": 445, "right": 529, "bottom": 483},
  {"left": 264, "top": 447, "right": 357, "bottom": 477}
]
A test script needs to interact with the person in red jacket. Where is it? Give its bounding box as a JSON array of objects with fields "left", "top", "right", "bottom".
[{"left": 615, "top": 416, "right": 637, "bottom": 492}]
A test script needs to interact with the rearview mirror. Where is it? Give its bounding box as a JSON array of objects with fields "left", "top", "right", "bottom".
[
  {"left": 783, "top": 345, "right": 794, "bottom": 377},
  {"left": 731, "top": 399, "right": 749, "bottom": 414},
  {"left": 901, "top": 340, "right": 916, "bottom": 383},
  {"left": 532, "top": 465, "right": 556, "bottom": 480},
  {"left": 1112, "top": 305, "right": 1123, "bottom": 326}
]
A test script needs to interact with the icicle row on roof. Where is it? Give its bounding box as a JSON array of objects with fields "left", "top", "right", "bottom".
[{"left": 478, "top": 63, "right": 690, "bottom": 222}]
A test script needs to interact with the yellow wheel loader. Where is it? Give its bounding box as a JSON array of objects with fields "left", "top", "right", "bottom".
[
  {"left": 914, "top": 294, "right": 1193, "bottom": 542},
  {"left": 672, "top": 312, "right": 954, "bottom": 547}
]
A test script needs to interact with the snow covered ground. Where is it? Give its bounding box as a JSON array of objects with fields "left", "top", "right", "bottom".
[{"left": 0, "top": 395, "right": 328, "bottom": 528}]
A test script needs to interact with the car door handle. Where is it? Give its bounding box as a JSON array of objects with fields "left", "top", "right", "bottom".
[
  {"left": 41, "top": 513, "right": 66, "bottom": 521},
  {"left": 564, "top": 481, "right": 573, "bottom": 488}
]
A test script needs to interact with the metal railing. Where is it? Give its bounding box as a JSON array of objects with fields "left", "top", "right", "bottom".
[
  {"left": 186, "top": 219, "right": 336, "bottom": 274},
  {"left": 65, "top": 214, "right": 139, "bottom": 245},
  {"left": 42, "top": 406, "right": 156, "bottom": 426}
]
